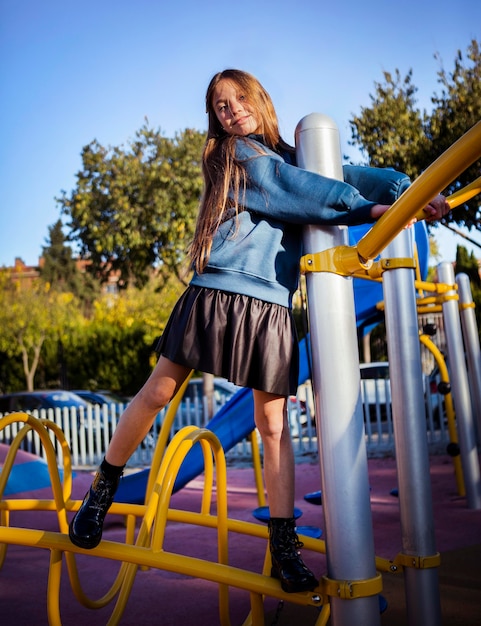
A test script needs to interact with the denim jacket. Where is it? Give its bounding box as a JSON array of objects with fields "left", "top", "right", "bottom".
[{"left": 191, "top": 135, "right": 410, "bottom": 308}]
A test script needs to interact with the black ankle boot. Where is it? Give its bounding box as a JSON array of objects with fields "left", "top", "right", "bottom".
[
  {"left": 268, "top": 517, "right": 319, "bottom": 593},
  {"left": 69, "top": 469, "right": 121, "bottom": 549}
]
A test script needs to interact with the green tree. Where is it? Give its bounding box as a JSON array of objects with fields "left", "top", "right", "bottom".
[
  {"left": 62, "top": 278, "right": 184, "bottom": 394},
  {"left": 455, "top": 245, "right": 481, "bottom": 287},
  {"left": 0, "top": 274, "right": 84, "bottom": 391},
  {"left": 349, "top": 68, "right": 427, "bottom": 179},
  {"left": 425, "top": 39, "right": 481, "bottom": 227},
  {"left": 58, "top": 124, "right": 205, "bottom": 290},
  {"left": 64, "top": 322, "right": 153, "bottom": 395},
  {"left": 349, "top": 39, "right": 481, "bottom": 232},
  {"left": 40, "top": 219, "right": 100, "bottom": 310}
]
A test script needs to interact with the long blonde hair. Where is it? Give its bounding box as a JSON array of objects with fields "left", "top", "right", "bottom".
[{"left": 189, "top": 69, "right": 294, "bottom": 273}]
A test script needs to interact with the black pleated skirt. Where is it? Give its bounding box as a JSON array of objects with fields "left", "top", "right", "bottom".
[{"left": 156, "top": 285, "right": 299, "bottom": 396}]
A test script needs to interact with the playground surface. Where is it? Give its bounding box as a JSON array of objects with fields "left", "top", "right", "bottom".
[{"left": 1, "top": 453, "right": 480, "bottom": 626}]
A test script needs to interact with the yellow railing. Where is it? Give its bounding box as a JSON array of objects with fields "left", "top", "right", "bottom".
[
  {"left": 0, "top": 412, "right": 333, "bottom": 626},
  {"left": 357, "top": 120, "right": 481, "bottom": 264},
  {"left": 0, "top": 409, "right": 447, "bottom": 623},
  {"left": 300, "top": 120, "right": 481, "bottom": 277}
]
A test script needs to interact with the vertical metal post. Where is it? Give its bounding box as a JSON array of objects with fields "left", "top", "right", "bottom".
[
  {"left": 381, "top": 230, "right": 441, "bottom": 626},
  {"left": 456, "top": 272, "right": 481, "bottom": 443},
  {"left": 295, "top": 113, "right": 380, "bottom": 626},
  {"left": 438, "top": 262, "right": 481, "bottom": 509}
]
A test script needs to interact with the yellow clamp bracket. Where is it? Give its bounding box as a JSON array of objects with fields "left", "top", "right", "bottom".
[
  {"left": 300, "top": 249, "right": 417, "bottom": 279},
  {"left": 460, "top": 302, "right": 476, "bottom": 310},
  {"left": 322, "top": 573, "right": 383, "bottom": 600},
  {"left": 379, "top": 257, "right": 416, "bottom": 271},
  {"left": 300, "top": 245, "right": 372, "bottom": 276},
  {"left": 391, "top": 552, "right": 441, "bottom": 571},
  {"left": 439, "top": 294, "right": 459, "bottom": 304},
  {"left": 366, "top": 257, "right": 417, "bottom": 279}
]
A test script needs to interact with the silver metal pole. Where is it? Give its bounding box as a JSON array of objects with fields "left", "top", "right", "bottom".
[
  {"left": 437, "top": 262, "right": 481, "bottom": 509},
  {"left": 456, "top": 272, "right": 481, "bottom": 444},
  {"left": 295, "top": 113, "right": 380, "bottom": 626},
  {"left": 381, "top": 230, "right": 441, "bottom": 626}
]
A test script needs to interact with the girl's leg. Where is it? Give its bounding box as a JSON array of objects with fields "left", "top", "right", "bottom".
[
  {"left": 105, "top": 357, "right": 191, "bottom": 465},
  {"left": 69, "top": 357, "right": 191, "bottom": 549},
  {"left": 252, "top": 390, "right": 294, "bottom": 517},
  {"left": 253, "top": 389, "right": 318, "bottom": 593}
]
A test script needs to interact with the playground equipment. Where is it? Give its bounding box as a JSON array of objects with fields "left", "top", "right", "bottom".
[
  {"left": 1, "top": 119, "right": 480, "bottom": 625},
  {"left": 456, "top": 271, "right": 481, "bottom": 441},
  {"left": 437, "top": 262, "right": 481, "bottom": 509}
]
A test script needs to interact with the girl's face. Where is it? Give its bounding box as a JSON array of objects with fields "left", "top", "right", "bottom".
[{"left": 212, "top": 79, "right": 260, "bottom": 136}]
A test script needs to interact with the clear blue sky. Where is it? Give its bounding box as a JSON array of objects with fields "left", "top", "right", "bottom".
[{"left": 1, "top": 0, "right": 480, "bottom": 268}]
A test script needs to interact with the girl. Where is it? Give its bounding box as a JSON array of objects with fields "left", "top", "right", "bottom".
[{"left": 69, "top": 69, "right": 449, "bottom": 593}]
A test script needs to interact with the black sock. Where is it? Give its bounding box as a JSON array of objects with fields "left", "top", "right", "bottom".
[{"left": 100, "top": 457, "right": 125, "bottom": 480}]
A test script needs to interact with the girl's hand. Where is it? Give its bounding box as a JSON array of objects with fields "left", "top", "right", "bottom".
[
  {"left": 370, "top": 194, "right": 450, "bottom": 225},
  {"left": 370, "top": 204, "right": 391, "bottom": 219},
  {"left": 422, "top": 194, "right": 450, "bottom": 222}
]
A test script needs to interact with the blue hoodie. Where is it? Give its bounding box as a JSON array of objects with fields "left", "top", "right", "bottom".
[{"left": 190, "top": 135, "right": 409, "bottom": 308}]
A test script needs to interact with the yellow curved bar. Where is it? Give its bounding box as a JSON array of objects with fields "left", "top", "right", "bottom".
[
  {"left": 0, "top": 414, "right": 332, "bottom": 626},
  {"left": 145, "top": 370, "right": 194, "bottom": 503},
  {"left": 249, "top": 431, "right": 266, "bottom": 507},
  {"left": 0, "top": 413, "right": 130, "bottom": 611},
  {"left": 419, "top": 334, "right": 464, "bottom": 496},
  {"left": 413, "top": 174, "right": 481, "bottom": 221},
  {"left": 0, "top": 523, "right": 326, "bottom": 600},
  {"left": 356, "top": 120, "right": 481, "bottom": 263},
  {"left": 444, "top": 175, "right": 481, "bottom": 210},
  {"left": 0, "top": 414, "right": 72, "bottom": 532},
  {"left": 47, "top": 549, "right": 63, "bottom": 626},
  {"left": 106, "top": 427, "right": 231, "bottom": 625}
]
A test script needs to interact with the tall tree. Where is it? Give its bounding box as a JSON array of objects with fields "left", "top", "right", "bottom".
[
  {"left": 349, "top": 39, "right": 481, "bottom": 232},
  {"left": 349, "top": 68, "right": 427, "bottom": 179},
  {"left": 40, "top": 219, "right": 100, "bottom": 308},
  {"left": 424, "top": 39, "right": 481, "bottom": 229},
  {"left": 455, "top": 245, "right": 481, "bottom": 288},
  {"left": 58, "top": 124, "right": 206, "bottom": 290}
]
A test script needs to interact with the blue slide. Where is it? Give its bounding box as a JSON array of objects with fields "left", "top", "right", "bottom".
[{"left": 115, "top": 221, "right": 429, "bottom": 505}]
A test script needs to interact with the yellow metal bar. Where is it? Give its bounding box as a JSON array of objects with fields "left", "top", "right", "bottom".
[
  {"left": 0, "top": 525, "right": 327, "bottom": 606},
  {"left": 414, "top": 281, "right": 457, "bottom": 295},
  {"left": 300, "top": 244, "right": 372, "bottom": 276},
  {"left": 321, "top": 572, "right": 383, "bottom": 599},
  {"left": 0, "top": 419, "right": 329, "bottom": 623},
  {"left": 249, "top": 430, "right": 266, "bottom": 507},
  {"left": 4, "top": 385, "right": 458, "bottom": 623},
  {"left": 300, "top": 169, "right": 481, "bottom": 278},
  {"left": 0, "top": 509, "right": 9, "bottom": 567},
  {"left": 416, "top": 175, "right": 481, "bottom": 218},
  {"left": 357, "top": 121, "right": 481, "bottom": 262},
  {"left": 145, "top": 370, "right": 194, "bottom": 502},
  {"left": 0, "top": 414, "right": 125, "bottom": 610},
  {"left": 248, "top": 593, "right": 265, "bottom": 626},
  {"left": 419, "top": 334, "right": 464, "bottom": 496},
  {"left": 200, "top": 437, "right": 216, "bottom": 515},
  {"left": 314, "top": 604, "right": 331, "bottom": 626},
  {"left": 0, "top": 414, "right": 72, "bottom": 532},
  {"left": 47, "top": 549, "right": 63, "bottom": 626}
]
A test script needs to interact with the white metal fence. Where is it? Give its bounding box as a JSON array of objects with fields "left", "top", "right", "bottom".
[{"left": 0, "top": 374, "right": 449, "bottom": 470}]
